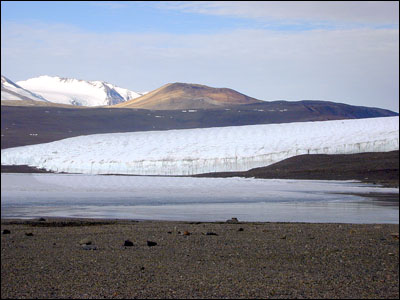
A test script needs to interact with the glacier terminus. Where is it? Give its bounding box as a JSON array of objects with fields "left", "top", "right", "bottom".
[{"left": 1, "top": 116, "right": 398, "bottom": 176}]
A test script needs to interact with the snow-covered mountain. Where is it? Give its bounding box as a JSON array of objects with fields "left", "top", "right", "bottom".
[
  {"left": 1, "top": 75, "right": 49, "bottom": 102},
  {"left": 2, "top": 116, "right": 398, "bottom": 176},
  {"left": 16, "top": 75, "right": 144, "bottom": 106}
]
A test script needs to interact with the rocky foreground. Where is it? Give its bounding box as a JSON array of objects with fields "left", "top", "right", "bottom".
[{"left": 1, "top": 219, "right": 399, "bottom": 299}]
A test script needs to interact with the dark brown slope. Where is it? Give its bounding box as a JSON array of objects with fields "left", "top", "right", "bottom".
[
  {"left": 114, "top": 82, "right": 263, "bottom": 109},
  {"left": 195, "top": 151, "right": 399, "bottom": 188}
]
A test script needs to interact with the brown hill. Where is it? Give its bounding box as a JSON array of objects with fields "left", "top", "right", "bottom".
[{"left": 114, "top": 82, "right": 263, "bottom": 110}]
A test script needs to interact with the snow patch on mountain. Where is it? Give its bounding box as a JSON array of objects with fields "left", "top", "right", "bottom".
[
  {"left": 1, "top": 117, "right": 398, "bottom": 176},
  {"left": 16, "top": 75, "right": 144, "bottom": 106},
  {"left": 1, "top": 75, "right": 49, "bottom": 102}
]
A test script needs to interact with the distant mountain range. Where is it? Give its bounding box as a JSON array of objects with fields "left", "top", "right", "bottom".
[
  {"left": 1, "top": 75, "right": 399, "bottom": 117},
  {"left": 1, "top": 75, "right": 145, "bottom": 107}
]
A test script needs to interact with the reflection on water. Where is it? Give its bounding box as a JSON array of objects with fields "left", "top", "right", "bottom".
[{"left": 1, "top": 173, "right": 398, "bottom": 223}]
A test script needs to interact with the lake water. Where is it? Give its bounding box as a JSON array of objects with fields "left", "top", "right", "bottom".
[{"left": 1, "top": 173, "right": 398, "bottom": 223}]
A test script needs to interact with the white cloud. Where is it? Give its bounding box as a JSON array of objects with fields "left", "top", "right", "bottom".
[
  {"left": 1, "top": 21, "right": 399, "bottom": 112},
  {"left": 159, "top": 1, "right": 399, "bottom": 26}
]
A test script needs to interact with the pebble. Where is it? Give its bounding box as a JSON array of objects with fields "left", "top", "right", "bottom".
[
  {"left": 205, "top": 232, "right": 218, "bottom": 236},
  {"left": 226, "top": 217, "right": 239, "bottom": 224},
  {"left": 79, "top": 238, "right": 92, "bottom": 245},
  {"left": 2, "top": 229, "right": 11, "bottom": 234},
  {"left": 147, "top": 241, "right": 157, "bottom": 247},
  {"left": 124, "top": 240, "right": 134, "bottom": 247},
  {"left": 25, "top": 232, "right": 34, "bottom": 236},
  {"left": 82, "top": 245, "right": 97, "bottom": 251}
]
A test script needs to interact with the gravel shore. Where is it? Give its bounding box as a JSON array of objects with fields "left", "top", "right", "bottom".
[{"left": 1, "top": 218, "right": 398, "bottom": 299}]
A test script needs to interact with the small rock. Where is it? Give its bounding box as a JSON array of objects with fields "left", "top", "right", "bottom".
[
  {"left": 147, "top": 241, "right": 157, "bottom": 247},
  {"left": 280, "top": 235, "right": 287, "bottom": 239},
  {"left": 238, "top": 228, "right": 244, "bottom": 232},
  {"left": 38, "top": 217, "right": 46, "bottom": 222},
  {"left": 2, "top": 229, "right": 11, "bottom": 234},
  {"left": 25, "top": 232, "right": 34, "bottom": 236},
  {"left": 183, "top": 231, "right": 191, "bottom": 236},
  {"left": 205, "top": 232, "right": 218, "bottom": 236},
  {"left": 226, "top": 217, "right": 239, "bottom": 224},
  {"left": 167, "top": 231, "right": 172, "bottom": 234},
  {"left": 390, "top": 233, "right": 399, "bottom": 240},
  {"left": 79, "top": 238, "right": 92, "bottom": 245},
  {"left": 124, "top": 240, "right": 134, "bottom": 247},
  {"left": 82, "top": 245, "right": 97, "bottom": 250}
]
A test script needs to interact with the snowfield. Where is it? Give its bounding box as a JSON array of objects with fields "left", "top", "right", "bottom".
[
  {"left": 1, "top": 75, "right": 49, "bottom": 102},
  {"left": 16, "top": 75, "right": 144, "bottom": 106},
  {"left": 1, "top": 117, "right": 399, "bottom": 175}
]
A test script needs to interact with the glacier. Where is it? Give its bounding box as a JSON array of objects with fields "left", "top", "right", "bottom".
[{"left": 1, "top": 117, "right": 399, "bottom": 175}]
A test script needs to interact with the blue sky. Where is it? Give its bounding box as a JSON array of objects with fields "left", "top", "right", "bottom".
[
  {"left": 1, "top": 1, "right": 399, "bottom": 111},
  {"left": 1, "top": 2, "right": 269, "bottom": 34}
]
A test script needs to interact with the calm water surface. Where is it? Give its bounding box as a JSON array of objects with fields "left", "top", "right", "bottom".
[{"left": 1, "top": 173, "right": 398, "bottom": 223}]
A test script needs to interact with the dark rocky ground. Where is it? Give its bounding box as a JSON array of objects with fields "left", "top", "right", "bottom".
[{"left": 1, "top": 219, "right": 399, "bottom": 299}]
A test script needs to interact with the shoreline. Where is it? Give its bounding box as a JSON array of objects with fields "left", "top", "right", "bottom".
[
  {"left": 1, "top": 164, "right": 399, "bottom": 189},
  {"left": 2, "top": 218, "right": 398, "bottom": 299}
]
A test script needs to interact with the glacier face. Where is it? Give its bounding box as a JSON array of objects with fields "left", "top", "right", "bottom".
[
  {"left": 16, "top": 75, "right": 144, "bottom": 106},
  {"left": 1, "top": 117, "right": 399, "bottom": 175}
]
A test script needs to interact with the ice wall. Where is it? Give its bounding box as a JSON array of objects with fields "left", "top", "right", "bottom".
[{"left": 1, "top": 117, "right": 399, "bottom": 175}]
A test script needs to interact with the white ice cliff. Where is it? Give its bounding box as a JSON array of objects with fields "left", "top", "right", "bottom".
[{"left": 1, "top": 117, "right": 399, "bottom": 175}]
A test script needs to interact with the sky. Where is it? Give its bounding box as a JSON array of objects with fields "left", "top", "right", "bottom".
[{"left": 1, "top": 1, "right": 399, "bottom": 112}]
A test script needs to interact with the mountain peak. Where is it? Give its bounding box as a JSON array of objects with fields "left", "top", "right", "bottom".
[{"left": 115, "top": 82, "right": 263, "bottom": 110}]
